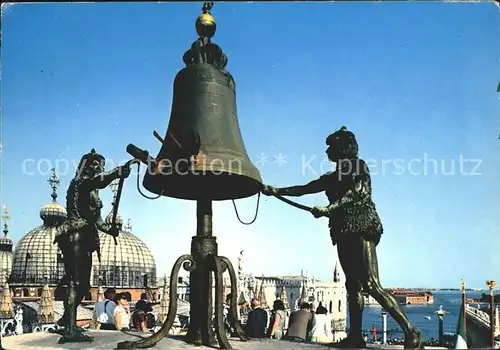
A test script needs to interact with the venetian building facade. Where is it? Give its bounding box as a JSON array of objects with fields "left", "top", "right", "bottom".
[
  {"left": 10, "top": 170, "right": 158, "bottom": 301},
  {"left": 251, "top": 261, "right": 348, "bottom": 342},
  {"left": 253, "top": 268, "right": 346, "bottom": 313},
  {"left": 0, "top": 206, "right": 14, "bottom": 281}
]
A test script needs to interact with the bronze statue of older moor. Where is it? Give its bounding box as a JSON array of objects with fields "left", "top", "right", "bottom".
[
  {"left": 262, "top": 126, "right": 421, "bottom": 349},
  {"left": 53, "top": 149, "right": 130, "bottom": 343}
]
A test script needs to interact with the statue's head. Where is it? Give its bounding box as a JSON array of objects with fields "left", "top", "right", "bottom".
[
  {"left": 325, "top": 126, "right": 359, "bottom": 162},
  {"left": 76, "top": 148, "right": 105, "bottom": 178}
]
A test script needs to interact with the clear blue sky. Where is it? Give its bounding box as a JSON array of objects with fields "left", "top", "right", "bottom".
[{"left": 1, "top": 2, "right": 499, "bottom": 289}]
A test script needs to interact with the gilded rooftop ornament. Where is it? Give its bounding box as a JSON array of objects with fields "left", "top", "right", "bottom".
[{"left": 196, "top": 1, "right": 216, "bottom": 39}]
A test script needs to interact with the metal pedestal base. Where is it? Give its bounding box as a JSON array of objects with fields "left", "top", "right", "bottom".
[
  {"left": 117, "top": 253, "right": 248, "bottom": 349},
  {"left": 117, "top": 200, "right": 250, "bottom": 349}
]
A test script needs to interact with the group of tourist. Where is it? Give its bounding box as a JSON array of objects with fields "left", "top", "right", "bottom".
[
  {"left": 93, "top": 288, "right": 154, "bottom": 333},
  {"left": 233, "top": 296, "right": 332, "bottom": 343}
]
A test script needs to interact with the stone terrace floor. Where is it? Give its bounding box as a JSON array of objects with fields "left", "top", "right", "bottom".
[{"left": 2, "top": 331, "right": 445, "bottom": 349}]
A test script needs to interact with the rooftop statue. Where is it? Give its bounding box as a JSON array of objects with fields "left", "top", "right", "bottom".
[
  {"left": 52, "top": 149, "right": 130, "bottom": 343},
  {"left": 262, "top": 126, "right": 422, "bottom": 348}
]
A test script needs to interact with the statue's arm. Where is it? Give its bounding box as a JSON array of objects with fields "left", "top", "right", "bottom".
[
  {"left": 95, "top": 213, "right": 114, "bottom": 235},
  {"left": 276, "top": 178, "right": 326, "bottom": 197},
  {"left": 81, "top": 168, "right": 122, "bottom": 191}
]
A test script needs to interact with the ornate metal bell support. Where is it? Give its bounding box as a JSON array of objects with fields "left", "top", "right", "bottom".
[
  {"left": 117, "top": 200, "right": 248, "bottom": 349},
  {"left": 117, "top": 3, "right": 255, "bottom": 349}
]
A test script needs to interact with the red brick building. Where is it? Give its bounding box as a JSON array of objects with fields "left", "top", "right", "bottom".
[{"left": 391, "top": 290, "right": 434, "bottom": 305}]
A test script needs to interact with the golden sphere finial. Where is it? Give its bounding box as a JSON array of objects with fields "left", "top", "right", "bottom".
[{"left": 196, "top": 1, "right": 216, "bottom": 39}]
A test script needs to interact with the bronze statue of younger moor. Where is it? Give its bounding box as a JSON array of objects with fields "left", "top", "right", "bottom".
[
  {"left": 262, "top": 126, "right": 421, "bottom": 349},
  {"left": 53, "top": 149, "right": 130, "bottom": 343}
]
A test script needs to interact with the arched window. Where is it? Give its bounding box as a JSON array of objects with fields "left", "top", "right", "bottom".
[
  {"left": 115, "top": 267, "right": 121, "bottom": 287},
  {"left": 122, "top": 269, "right": 128, "bottom": 286},
  {"left": 329, "top": 300, "right": 333, "bottom": 313},
  {"left": 23, "top": 288, "right": 29, "bottom": 297},
  {"left": 338, "top": 300, "right": 341, "bottom": 312}
]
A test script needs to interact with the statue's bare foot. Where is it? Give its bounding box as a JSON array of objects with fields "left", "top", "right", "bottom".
[
  {"left": 327, "top": 335, "right": 366, "bottom": 348},
  {"left": 56, "top": 317, "right": 66, "bottom": 328},
  {"left": 48, "top": 328, "right": 66, "bottom": 335},
  {"left": 50, "top": 324, "right": 86, "bottom": 334},
  {"left": 117, "top": 341, "right": 136, "bottom": 349},
  {"left": 117, "top": 339, "right": 155, "bottom": 349},
  {"left": 404, "top": 329, "right": 422, "bottom": 349},
  {"left": 57, "top": 328, "right": 93, "bottom": 344}
]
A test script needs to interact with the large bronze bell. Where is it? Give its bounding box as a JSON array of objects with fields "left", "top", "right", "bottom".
[{"left": 142, "top": 16, "right": 262, "bottom": 201}]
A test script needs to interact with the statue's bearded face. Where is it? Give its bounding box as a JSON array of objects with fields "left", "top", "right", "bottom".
[{"left": 88, "top": 159, "right": 104, "bottom": 175}]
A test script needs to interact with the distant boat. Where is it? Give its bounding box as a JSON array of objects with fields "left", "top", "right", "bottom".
[{"left": 424, "top": 316, "right": 431, "bottom": 320}]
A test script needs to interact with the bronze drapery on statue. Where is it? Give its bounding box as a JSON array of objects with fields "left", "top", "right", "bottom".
[
  {"left": 261, "top": 126, "right": 422, "bottom": 349},
  {"left": 117, "top": 2, "right": 262, "bottom": 349}
]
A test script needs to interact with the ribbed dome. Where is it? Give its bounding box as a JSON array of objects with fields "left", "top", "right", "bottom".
[
  {"left": 0, "top": 208, "right": 13, "bottom": 251},
  {"left": 39, "top": 201, "right": 67, "bottom": 224},
  {"left": 11, "top": 173, "right": 157, "bottom": 290},
  {"left": 40, "top": 171, "right": 67, "bottom": 226},
  {"left": 91, "top": 218, "right": 157, "bottom": 288},
  {"left": 0, "top": 228, "right": 13, "bottom": 280},
  {"left": 0, "top": 233, "right": 13, "bottom": 250},
  {"left": 11, "top": 170, "right": 68, "bottom": 285},
  {"left": 0, "top": 235, "right": 13, "bottom": 248},
  {"left": 11, "top": 225, "right": 63, "bottom": 285},
  {"left": 11, "top": 220, "right": 157, "bottom": 288}
]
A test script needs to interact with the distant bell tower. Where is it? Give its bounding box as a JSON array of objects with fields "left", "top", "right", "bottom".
[
  {"left": 331, "top": 259, "right": 348, "bottom": 342},
  {"left": 333, "top": 260, "right": 341, "bottom": 283}
]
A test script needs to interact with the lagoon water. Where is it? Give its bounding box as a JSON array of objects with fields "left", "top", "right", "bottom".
[{"left": 356, "top": 290, "right": 485, "bottom": 341}]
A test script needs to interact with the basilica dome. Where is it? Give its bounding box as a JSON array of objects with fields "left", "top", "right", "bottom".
[
  {"left": 90, "top": 215, "right": 157, "bottom": 289},
  {"left": 10, "top": 172, "right": 157, "bottom": 298},
  {"left": 10, "top": 173, "right": 67, "bottom": 287}
]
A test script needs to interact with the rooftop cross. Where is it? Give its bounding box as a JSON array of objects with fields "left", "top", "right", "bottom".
[
  {"left": 124, "top": 218, "right": 132, "bottom": 232},
  {"left": 47, "top": 168, "right": 60, "bottom": 201},
  {"left": 1, "top": 205, "right": 9, "bottom": 236}
]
